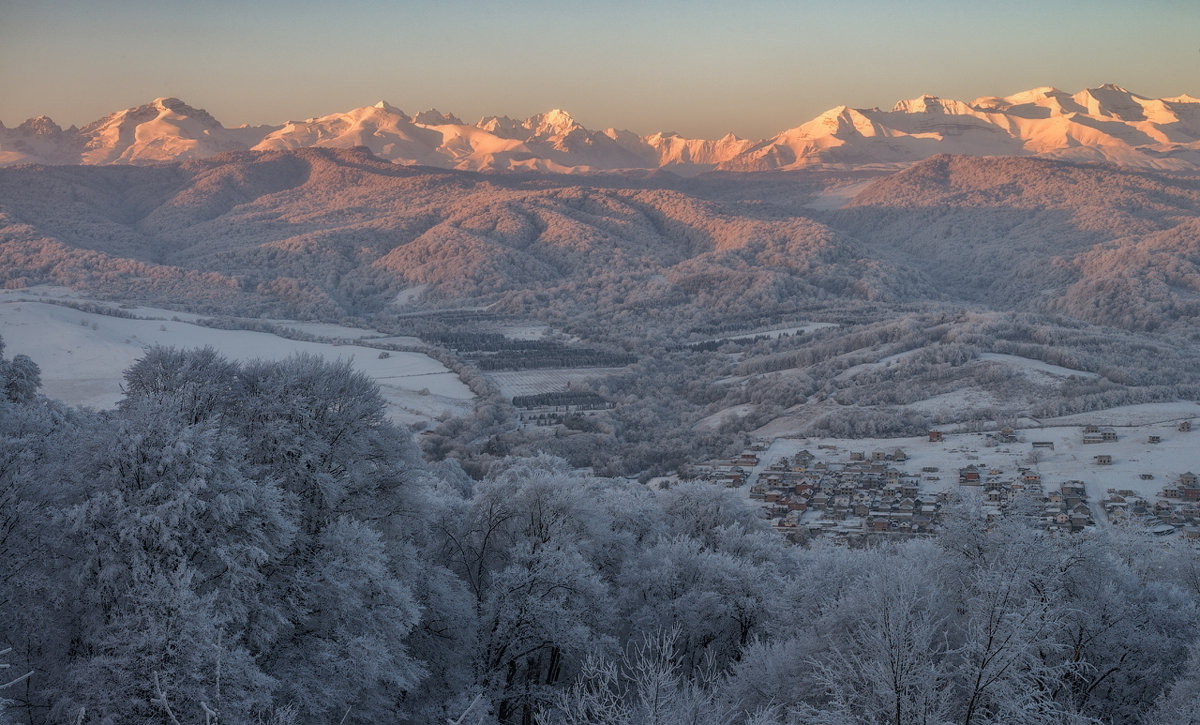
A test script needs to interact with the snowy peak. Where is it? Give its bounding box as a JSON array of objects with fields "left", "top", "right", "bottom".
[
  {"left": 15, "top": 116, "right": 64, "bottom": 136},
  {"left": 526, "top": 108, "right": 582, "bottom": 137},
  {"left": 891, "top": 95, "right": 977, "bottom": 116},
  {"left": 718, "top": 84, "right": 1200, "bottom": 172},
  {"left": 1071, "top": 84, "right": 1147, "bottom": 121},
  {"left": 3, "top": 84, "right": 1199, "bottom": 172},
  {"left": 373, "top": 100, "right": 406, "bottom": 115},
  {"left": 411, "top": 109, "right": 463, "bottom": 126}
]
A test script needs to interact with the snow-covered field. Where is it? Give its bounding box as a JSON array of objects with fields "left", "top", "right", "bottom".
[
  {"left": 750, "top": 403, "right": 1200, "bottom": 512},
  {"left": 712, "top": 323, "right": 838, "bottom": 343},
  {"left": 0, "top": 292, "right": 473, "bottom": 426},
  {"left": 487, "top": 368, "right": 626, "bottom": 398},
  {"left": 977, "top": 353, "right": 1097, "bottom": 381},
  {"left": 492, "top": 323, "right": 553, "bottom": 340},
  {"left": 695, "top": 403, "right": 757, "bottom": 432},
  {"left": 803, "top": 179, "right": 877, "bottom": 210}
]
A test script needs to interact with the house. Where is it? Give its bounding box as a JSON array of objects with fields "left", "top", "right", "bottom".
[
  {"left": 1062, "top": 482, "right": 1087, "bottom": 498},
  {"left": 1101, "top": 428, "right": 1118, "bottom": 442},
  {"left": 959, "top": 465, "right": 981, "bottom": 486},
  {"left": 1149, "top": 435, "right": 1161, "bottom": 444},
  {"left": 890, "top": 448, "right": 907, "bottom": 462},
  {"left": 929, "top": 431, "right": 944, "bottom": 442},
  {"left": 1180, "top": 421, "right": 1193, "bottom": 432},
  {"left": 1095, "top": 454, "right": 1112, "bottom": 465},
  {"left": 1032, "top": 441, "right": 1055, "bottom": 450},
  {"left": 1182, "top": 473, "right": 1200, "bottom": 502}
]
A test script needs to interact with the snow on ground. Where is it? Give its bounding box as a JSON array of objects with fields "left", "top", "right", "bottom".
[
  {"left": 1037, "top": 401, "right": 1200, "bottom": 427},
  {"left": 0, "top": 296, "right": 473, "bottom": 426},
  {"left": 906, "top": 388, "right": 1007, "bottom": 416},
  {"left": 255, "top": 319, "right": 392, "bottom": 340},
  {"left": 978, "top": 353, "right": 1097, "bottom": 380},
  {"left": 487, "top": 367, "right": 626, "bottom": 398},
  {"left": 834, "top": 349, "right": 922, "bottom": 380},
  {"left": 749, "top": 403, "right": 1200, "bottom": 518},
  {"left": 0, "top": 288, "right": 407, "bottom": 343},
  {"left": 368, "top": 335, "right": 425, "bottom": 347},
  {"left": 803, "top": 179, "right": 876, "bottom": 210},
  {"left": 695, "top": 403, "right": 757, "bottom": 432},
  {"left": 714, "top": 323, "right": 838, "bottom": 343},
  {"left": 392, "top": 285, "right": 428, "bottom": 307},
  {"left": 492, "top": 323, "right": 552, "bottom": 340}
]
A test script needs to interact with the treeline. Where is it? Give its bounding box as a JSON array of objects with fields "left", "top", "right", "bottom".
[
  {"left": 2, "top": 341, "right": 1200, "bottom": 724},
  {"left": 471, "top": 348, "right": 637, "bottom": 371},
  {"left": 511, "top": 391, "right": 609, "bottom": 409}
]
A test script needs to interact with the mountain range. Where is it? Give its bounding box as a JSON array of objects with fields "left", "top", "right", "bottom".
[
  {"left": 3, "top": 147, "right": 1199, "bottom": 336},
  {"left": 3, "top": 85, "right": 1199, "bottom": 173}
]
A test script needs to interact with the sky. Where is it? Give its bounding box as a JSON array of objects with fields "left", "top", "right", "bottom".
[{"left": 2, "top": 0, "right": 1198, "bottom": 139}]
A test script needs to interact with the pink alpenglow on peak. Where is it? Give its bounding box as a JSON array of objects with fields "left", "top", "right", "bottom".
[{"left": 2, "top": 84, "right": 1198, "bottom": 172}]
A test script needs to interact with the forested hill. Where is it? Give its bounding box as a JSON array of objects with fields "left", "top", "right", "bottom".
[
  {"left": 827, "top": 155, "right": 1200, "bottom": 330},
  {"left": 2, "top": 149, "right": 1200, "bottom": 334}
]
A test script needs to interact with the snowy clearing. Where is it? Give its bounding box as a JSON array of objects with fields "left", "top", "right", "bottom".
[
  {"left": 803, "top": 179, "right": 876, "bottom": 210},
  {"left": 0, "top": 295, "right": 473, "bottom": 426},
  {"left": 695, "top": 403, "right": 757, "bottom": 432},
  {"left": 712, "top": 323, "right": 838, "bottom": 343},
  {"left": 978, "top": 353, "right": 1097, "bottom": 380},
  {"left": 487, "top": 368, "right": 626, "bottom": 398}
]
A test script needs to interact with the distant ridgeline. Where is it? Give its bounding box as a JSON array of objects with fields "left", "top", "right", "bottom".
[{"left": 3, "top": 84, "right": 1198, "bottom": 172}]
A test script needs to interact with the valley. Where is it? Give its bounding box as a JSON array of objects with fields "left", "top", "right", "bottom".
[{"left": 4, "top": 85, "right": 1200, "bottom": 724}]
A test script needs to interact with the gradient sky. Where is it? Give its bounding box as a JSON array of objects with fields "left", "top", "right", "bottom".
[{"left": 2, "top": 0, "right": 1198, "bottom": 139}]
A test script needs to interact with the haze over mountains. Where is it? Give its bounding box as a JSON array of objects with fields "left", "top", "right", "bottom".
[{"left": 3, "top": 84, "right": 1199, "bottom": 173}]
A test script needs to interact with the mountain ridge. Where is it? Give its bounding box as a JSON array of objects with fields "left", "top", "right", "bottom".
[
  {"left": 3, "top": 85, "right": 1199, "bottom": 173},
  {"left": 3, "top": 148, "right": 1199, "bottom": 335}
]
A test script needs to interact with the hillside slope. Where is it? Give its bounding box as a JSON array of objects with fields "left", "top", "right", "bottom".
[{"left": 1, "top": 149, "right": 1199, "bottom": 335}]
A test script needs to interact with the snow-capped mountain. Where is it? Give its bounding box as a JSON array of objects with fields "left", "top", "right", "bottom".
[
  {"left": 3, "top": 84, "right": 1198, "bottom": 172},
  {"left": 727, "top": 85, "right": 1200, "bottom": 172}
]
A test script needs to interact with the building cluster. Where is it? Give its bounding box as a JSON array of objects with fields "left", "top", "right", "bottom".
[
  {"left": 1103, "top": 471, "right": 1200, "bottom": 541},
  {"left": 957, "top": 462, "right": 1093, "bottom": 532},
  {"left": 732, "top": 447, "right": 946, "bottom": 542}
]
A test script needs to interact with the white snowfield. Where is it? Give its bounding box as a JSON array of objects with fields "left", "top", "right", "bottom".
[
  {"left": 487, "top": 368, "right": 628, "bottom": 399},
  {"left": 3, "top": 84, "right": 1198, "bottom": 172},
  {"left": 754, "top": 404, "right": 1200, "bottom": 510},
  {"left": 0, "top": 291, "right": 473, "bottom": 426}
]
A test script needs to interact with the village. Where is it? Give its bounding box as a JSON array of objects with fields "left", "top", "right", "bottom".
[{"left": 693, "top": 412, "right": 1200, "bottom": 544}]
